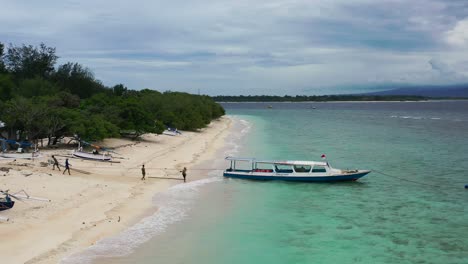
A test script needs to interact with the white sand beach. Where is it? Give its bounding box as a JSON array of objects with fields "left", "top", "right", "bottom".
[{"left": 0, "top": 117, "right": 231, "bottom": 264}]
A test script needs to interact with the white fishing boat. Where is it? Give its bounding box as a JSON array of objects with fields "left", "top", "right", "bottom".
[
  {"left": 162, "top": 128, "right": 182, "bottom": 136},
  {"left": 224, "top": 157, "right": 370, "bottom": 182},
  {"left": 72, "top": 150, "right": 112, "bottom": 161},
  {"left": 162, "top": 130, "right": 178, "bottom": 136},
  {"left": 0, "top": 152, "right": 42, "bottom": 160}
]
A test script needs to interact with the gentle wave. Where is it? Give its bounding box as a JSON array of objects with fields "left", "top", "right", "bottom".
[
  {"left": 224, "top": 117, "right": 251, "bottom": 157},
  {"left": 61, "top": 176, "right": 222, "bottom": 264},
  {"left": 390, "top": 115, "right": 441, "bottom": 120},
  {"left": 239, "top": 119, "right": 252, "bottom": 134}
]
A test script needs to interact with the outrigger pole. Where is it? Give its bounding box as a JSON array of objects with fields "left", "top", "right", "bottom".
[{"left": 12, "top": 190, "right": 51, "bottom": 202}]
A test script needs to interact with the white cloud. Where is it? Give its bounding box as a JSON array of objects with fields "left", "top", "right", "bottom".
[{"left": 445, "top": 19, "right": 468, "bottom": 47}]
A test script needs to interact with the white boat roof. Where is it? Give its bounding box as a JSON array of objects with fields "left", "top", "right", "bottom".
[{"left": 225, "top": 157, "right": 327, "bottom": 166}]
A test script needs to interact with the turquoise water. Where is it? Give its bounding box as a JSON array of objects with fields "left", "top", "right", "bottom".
[{"left": 89, "top": 101, "right": 468, "bottom": 264}]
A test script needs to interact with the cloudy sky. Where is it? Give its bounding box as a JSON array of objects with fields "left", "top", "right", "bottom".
[{"left": 1, "top": 0, "right": 468, "bottom": 95}]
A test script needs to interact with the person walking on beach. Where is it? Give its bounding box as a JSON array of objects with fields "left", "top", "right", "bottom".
[
  {"left": 180, "top": 167, "right": 187, "bottom": 182},
  {"left": 141, "top": 164, "right": 146, "bottom": 180},
  {"left": 63, "top": 158, "right": 71, "bottom": 175},
  {"left": 52, "top": 155, "right": 61, "bottom": 171}
]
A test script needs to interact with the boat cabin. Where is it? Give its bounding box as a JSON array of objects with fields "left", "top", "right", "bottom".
[{"left": 225, "top": 157, "right": 330, "bottom": 174}]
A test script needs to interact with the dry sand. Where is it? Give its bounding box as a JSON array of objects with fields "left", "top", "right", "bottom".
[{"left": 0, "top": 117, "right": 231, "bottom": 264}]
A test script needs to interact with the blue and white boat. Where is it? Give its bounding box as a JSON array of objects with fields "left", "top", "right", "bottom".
[{"left": 224, "top": 157, "right": 370, "bottom": 182}]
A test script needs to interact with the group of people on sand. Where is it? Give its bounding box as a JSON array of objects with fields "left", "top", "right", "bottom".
[
  {"left": 51, "top": 155, "right": 187, "bottom": 182},
  {"left": 51, "top": 155, "right": 71, "bottom": 175},
  {"left": 141, "top": 164, "right": 187, "bottom": 182}
]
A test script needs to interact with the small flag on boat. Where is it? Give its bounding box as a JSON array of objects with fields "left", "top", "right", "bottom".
[{"left": 321, "top": 154, "right": 326, "bottom": 159}]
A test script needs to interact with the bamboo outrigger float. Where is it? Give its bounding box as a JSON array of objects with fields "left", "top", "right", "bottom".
[
  {"left": 0, "top": 190, "right": 51, "bottom": 221},
  {"left": 72, "top": 150, "right": 112, "bottom": 161}
]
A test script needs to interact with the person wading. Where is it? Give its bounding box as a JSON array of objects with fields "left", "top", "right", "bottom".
[
  {"left": 141, "top": 164, "right": 146, "bottom": 180},
  {"left": 180, "top": 167, "right": 187, "bottom": 182},
  {"left": 63, "top": 158, "right": 71, "bottom": 175},
  {"left": 52, "top": 155, "right": 61, "bottom": 171}
]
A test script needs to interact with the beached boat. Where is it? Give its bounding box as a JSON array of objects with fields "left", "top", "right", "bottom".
[
  {"left": 0, "top": 193, "right": 14, "bottom": 211},
  {"left": 0, "top": 152, "right": 42, "bottom": 160},
  {"left": 0, "top": 190, "right": 50, "bottom": 214},
  {"left": 224, "top": 157, "right": 370, "bottom": 182},
  {"left": 72, "top": 150, "right": 112, "bottom": 161},
  {"left": 162, "top": 127, "right": 182, "bottom": 136},
  {"left": 162, "top": 130, "right": 179, "bottom": 136}
]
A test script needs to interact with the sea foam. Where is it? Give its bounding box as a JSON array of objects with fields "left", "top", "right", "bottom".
[
  {"left": 223, "top": 117, "right": 251, "bottom": 157},
  {"left": 390, "top": 115, "right": 442, "bottom": 120}
]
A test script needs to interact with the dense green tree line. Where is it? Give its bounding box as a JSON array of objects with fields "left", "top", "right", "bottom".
[
  {"left": 212, "top": 94, "right": 428, "bottom": 102},
  {"left": 0, "top": 42, "right": 224, "bottom": 145}
]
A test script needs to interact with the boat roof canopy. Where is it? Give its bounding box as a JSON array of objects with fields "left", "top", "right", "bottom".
[{"left": 225, "top": 156, "right": 328, "bottom": 166}]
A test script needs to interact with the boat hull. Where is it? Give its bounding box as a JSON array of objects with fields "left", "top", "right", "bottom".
[
  {"left": 0, "top": 200, "right": 14, "bottom": 211},
  {"left": 0, "top": 153, "right": 42, "bottom": 159},
  {"left": 223, "top": 171, "right": 370, "bottom": 182},
  {"left": 73, "top": 151, "right": 112, "bottom": 161}
]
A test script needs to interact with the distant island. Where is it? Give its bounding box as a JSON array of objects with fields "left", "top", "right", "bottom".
[
  {"left": 362, "top": 84, "right": 468, "bottom": 98},
  {"left": 212, "top": 95, "right": 429, "bottom": 102},
  {"left": 213, "top": 84, "right": 468, "bottom": 102}
]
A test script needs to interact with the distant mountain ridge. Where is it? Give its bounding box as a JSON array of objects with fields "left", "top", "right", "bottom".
[{"left": 362, "top": 84, "right": 468, "bottom": 98}]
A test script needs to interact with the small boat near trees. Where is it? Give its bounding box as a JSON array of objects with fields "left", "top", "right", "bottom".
[
  {"left": 162, "top": 127, "right": 182, "bottom": 136},
  {"left": 72, "top": 150, "right": 112, "bottom": 161},
  {"left": 0, "top": 151, "right": 42, "bottom": 160},
  {"left": 0, "top": 138, "right": 41, "bottom": 159},
  {"left": 224, "top": 157, "right": 371, "bottom": 182},
  {"left": 72, "top": 140, "right": 113, "bottom": 161}
]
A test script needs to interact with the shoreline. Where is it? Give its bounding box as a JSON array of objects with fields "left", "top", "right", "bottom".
[
  {"left": 217, "top": 99, "right": 468, "bottom": 103},
  {"left": 0, "top": 116, "right": 232, "bottom": 264}
]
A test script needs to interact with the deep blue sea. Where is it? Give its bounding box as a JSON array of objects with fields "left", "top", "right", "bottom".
[{"left": 73, "top": 101, "right": 468, "bottom": 264}]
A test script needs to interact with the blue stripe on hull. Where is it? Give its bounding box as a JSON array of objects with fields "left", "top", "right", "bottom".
[{"left": 223, "top": 172, "right": 369, "bottom": 182}]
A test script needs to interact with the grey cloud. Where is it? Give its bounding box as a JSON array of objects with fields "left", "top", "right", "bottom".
[
  {"left": 2, "top": 0, "right": 468, "bottom": 95},
  {"left": 428, "top": 58, "right": 467, "bottom": 82}
]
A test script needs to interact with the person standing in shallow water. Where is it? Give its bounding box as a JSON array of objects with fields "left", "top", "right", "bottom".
[
  {"left": 52, "top": 155, "right": 61, "bottom": 171},
  {"left": 63, "top": 158, "right": 71, "bottom": 175},
  {"left": 181, "top": 167, "right": 187, "bottom": 182},
  {"left": 141, "top": 164, "right": 146, "bottom": 180}
]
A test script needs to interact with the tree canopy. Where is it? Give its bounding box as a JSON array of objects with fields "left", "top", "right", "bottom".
[{"left": 0, "top": 42, "right": 225, "bottom": 145}]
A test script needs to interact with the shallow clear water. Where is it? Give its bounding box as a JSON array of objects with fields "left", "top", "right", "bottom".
[{"left": 89, "top": 101, "right": 468, "bottom": 264}]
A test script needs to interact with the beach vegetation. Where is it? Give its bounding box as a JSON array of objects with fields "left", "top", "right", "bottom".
[{"left": 0, "top": 42, "right": 225, "bottom": 144}]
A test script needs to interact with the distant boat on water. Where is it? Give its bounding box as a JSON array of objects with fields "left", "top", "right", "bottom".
[
  {"left": 267, "top": 105, "right": 273, "bottom": 109},
  {"left": 224, "top": 157, "right": 370, "bottom": 182}
]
